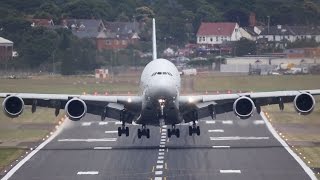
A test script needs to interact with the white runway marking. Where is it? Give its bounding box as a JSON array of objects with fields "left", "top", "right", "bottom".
[
  {"left": 94, "top": 147, "right": 112, "bottom": 150},
  {"left": 159, "top": 152, "right": 164, "bottom": 156},
  {"left": 161, "top": 129, "right": 167, "bottom": 132},
  {"left": 210, "top": 136, "right": 269, "bottom": 141},
  {"left": 208, "top": 129, "right": 224, "bottom": 133},
  {"left": 157, "top": 160, "right": 164, "bottom": 164},
  {"left": 81, "top": 122, "right": 91, "bottom": 126},
  {"left": 155, "top": 171, "right": 163, "bottom": 175},
  {"left": 99, "top": 122, "right": 108, "bottom": 125},
  {"left": 261, "top": 112, "right": 317, "bottom": 180},
  {"left": 154, "top": 177, "right": 162, "bottom": 180},
  {"left": 160, "top": 145, "right": 165, "bottom": 148},
  {"left": 158, "top": 156, "right": 164, "bottom": 160},
  {"left": 159, "top": 149, "right": 164, "bottom": 152},
  {"left": 161, "top": 139, "right": 166, "bottom": 142},
  {"left": 156, "top": 165, "right": 164, "bottom": 169},
  {"left": 77, "top": 171, "right": 99, "bottom": 175},
  {"left": 58, "top": 138, "right": 117, "bottom": 142},
  {"left": 115, "top": 122, "right": 122, "bottom": 125},
  {"left": 253, "top": 120, "right": 265, "bottom": 125},
  {"left": 206, "top": 120, "right": 216, "bottom": 124},
  {"left": 161, "top": 135, "right": 166, "bottom": 138},
  {"left": 220, "top": 170, "right": 241, "bottom": 174},
  {"left": 105, "top": 131, "right": 118, "bottom": 134},
  {"left": 160, "top": 141, "right": 166, "bottom": 145},
  {"left": 162, "top": 125, "right": 167, "bottom": 128},
  {"left": 161, "top": 132, "right": 166, "bottom": 135},
  {"left": 212, "top": 146, "right": 230, "bottom": 148},
  {"left": 222, "top": 120, "right": 233, "bottom": 125}
]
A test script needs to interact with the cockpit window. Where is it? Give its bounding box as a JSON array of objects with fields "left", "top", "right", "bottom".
[{"left": 152, "top": 72, "right": 173, "bottom": 76}]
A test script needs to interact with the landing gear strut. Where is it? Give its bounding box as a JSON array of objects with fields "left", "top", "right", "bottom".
[
  {"left": 168, "top": 125, "right": 180, "bottom": 138},
  {"left": 138, "top": 125, "right": 150, "bottom": 139},
  {"left": 118, "top": 123, "right": 129, "bottom": 137},
  {"left": 189, "top": 121, "right": 200, "bottom": 136}
]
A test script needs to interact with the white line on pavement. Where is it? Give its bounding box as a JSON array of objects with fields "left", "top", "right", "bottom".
[
  {"left": 155, "top": 171, "right": 163, "bottom": 175},
  {"left": 210, "top": 136, "right": 269, "bottom": 141},
  {"left": 222, "top": 120, "right": 233, "bottom": 125},
  {"left": 81, "top": 122, "right": 91, "bottom": 126},
  {"left": 220, "top": 170, "right": 241, "bottom": 174},
  {"left": 58, "top": 138, "right": 117, "bottom": 142},
  {"left": 99, "top": 122, "right": 108, "bottom": 125},
  {"left": 212, "top": 146, "right": 230, "bottom": 148},
  {"left": 253, "top": 120, "right": 265, "bottom": 125},
  {"left": 156, "top": 165, "right": 164, "bottom": 169},
  {"left": 154, "top": 177, "right": 163, "bottom": 180},
  {"left": 208, "top": 129, "right": 224, "bottom": 133},
  {"left": 205, "top": 121, "right": 216, "bottom": 124},
  {"left": 77, "top": 171, "right": 99, "bottom": 175},
  {"left": 158, "top": 156, "right": 164, "bottom": 160},
  {"left": 157, "top": 160, "right": 164, "bottom": 164},
  {"left": 105, "top": 131, "right": 118, "bottom": 134},
  {"left": 93, "top": 147, "right": 112, "bottom": 150}
]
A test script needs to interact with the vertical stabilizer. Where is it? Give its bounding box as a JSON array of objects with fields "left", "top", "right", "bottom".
[{"left": 152, "top": 18, "right": 157, "bottom": 60}]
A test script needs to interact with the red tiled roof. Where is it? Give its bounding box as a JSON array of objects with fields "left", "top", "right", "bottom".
[{"left": 197, "top": 22, "right": 237, "bottom": 36}]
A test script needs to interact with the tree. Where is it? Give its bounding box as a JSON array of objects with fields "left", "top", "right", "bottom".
[{"left": 235, "top": 38, "right": 257, "bottom": 56}]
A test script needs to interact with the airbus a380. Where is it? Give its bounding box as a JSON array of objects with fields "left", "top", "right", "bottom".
[{"left": 1, "top": 19, "right": 320, "bottom": 138}]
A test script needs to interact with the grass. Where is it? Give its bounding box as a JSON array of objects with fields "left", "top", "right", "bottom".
[
  {"left": 0, "top": 149, "right": 24, "bottom": 170},
  {"left": 0, "top": 74, "right": 320, "bottom": 175}
]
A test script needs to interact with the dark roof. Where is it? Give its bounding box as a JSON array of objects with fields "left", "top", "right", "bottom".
[
  {"left": 104, "top": 22, "right": 140, "bottom": 35},
  {"left": 259, "top": 25, "right": 320, "bottom": 36},
  {"left": 197, "top": 22, "right": 237, "bottom": 36},
  {"left": 241, "top": 27, "right": 258, "bottom": 36},
  {"left": 62, "top": 19, "right": 105, "bottom": 38}
]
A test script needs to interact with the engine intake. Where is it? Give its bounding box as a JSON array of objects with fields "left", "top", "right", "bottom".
[
  {"left": 2, "top": 96, "right": 24, "bottom": 118},
  {"left": 294, "top": 93, "right": 315, "bottom": 115},
  {"left": 233, "top": 96, "right": 255, "bottom": 119},
  {"left": 65, "top": 98, "right": 87, "bottom": 121}
]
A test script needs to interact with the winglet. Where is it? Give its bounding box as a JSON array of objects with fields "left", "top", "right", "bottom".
[{"left": 152, "top": 18, "right": 157, "bottom": 60}]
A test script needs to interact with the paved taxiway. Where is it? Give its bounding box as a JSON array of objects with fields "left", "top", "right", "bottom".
[{"left": 1, "top": 112, "right": 315, "bottom": 180}]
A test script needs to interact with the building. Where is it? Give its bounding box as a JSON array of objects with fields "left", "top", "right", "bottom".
[
  {"left": 196, "top": 22, "right": 242, "bottom": 46},
  {"left": 61, "top": 19, "right": 106, "bottom": 39},
  {"left": 0, "top": 37, "right": 13, "bottom": 61},
  {"left": 29, "top": 19, "right": 55, "bottom": 28}
]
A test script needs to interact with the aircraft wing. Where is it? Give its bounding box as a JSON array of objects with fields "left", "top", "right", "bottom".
[
  {"left": 179, "top": 89, "right": 320, "bottom": 122},
  {"left": 0, "top": 93, "right": 142, "bottom": 123}
]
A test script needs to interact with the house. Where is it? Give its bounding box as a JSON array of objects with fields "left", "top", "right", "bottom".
[
  {"left": 62, "top": 19, "right": 106, "bottom": 39},
  {"left": 0, "top": 37, "right": 13, "bottom": 61},
  {"left": 96, "top": 22, "right": 141, "bottom": 50},
  {"left": 28, "top": 18, "right": 55, "bottom": 28},
  {"left": 196, "top": 22, "right": 242, "bottom": 46}
]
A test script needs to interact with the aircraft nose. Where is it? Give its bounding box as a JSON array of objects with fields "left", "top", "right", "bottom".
[{"left": 148, "top": 80, "right": 177, "bottom": 98}]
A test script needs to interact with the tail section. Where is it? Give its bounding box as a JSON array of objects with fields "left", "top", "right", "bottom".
[{"left": 152, "top": 18, "right": 157, "bottom": 60}]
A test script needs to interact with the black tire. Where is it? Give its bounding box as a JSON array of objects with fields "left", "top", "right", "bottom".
[
  {"left": 168, "top": 129, "right": 171, "bottom": 138},
  {"left": 125, "top": 127, "right": 129, "bottom": 137},
  {"left": 146, "top": 129, "right": 150, "bottom": 138},
  {"left": 118, "top": 127, "right": 122, "bottom": 137},
  {"left": 196, "top": 126, "right": 200, "bottom": 136},
  {"left": 188, "top": 126, "right": 193, "bottom": 136},
  {"left": 138, "top": 129, "right": 142, "bottom": 139},
  {"left": 176, "top": 129, "right": 180, "bottom": 138}
]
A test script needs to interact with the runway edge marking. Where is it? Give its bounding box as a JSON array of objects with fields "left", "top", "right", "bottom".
[
  {"left": 261, "top": 112, "right": 317, "bottom": 180},
  {"left": 1, "top": 119, "right": 67, "bottom": 180}
]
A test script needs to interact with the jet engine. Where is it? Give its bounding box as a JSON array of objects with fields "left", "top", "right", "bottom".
[
  {"left": 2, "top": 96, "right": 24, "bottom": 118},
  {"left": 294, "top": 93, "right": 315, "bottom": 115},
  {"left": 233, "top": 96, "right": 255, "bottom": 119},
  {"left": 65, "top": 98, "right": 87, "bottom": 121}
]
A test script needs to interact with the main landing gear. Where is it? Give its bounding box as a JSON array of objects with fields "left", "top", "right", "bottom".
[
  {"left": 118, "top": 123, "right": 129, "bottom": 137},
  {"left": 189, "top": 121, "right": 200, "bottom": 136},
  {"left": 168, "top": 125, "right": 180, "bottom": 138},
  {"left": 138, "top": 125, "right": 150, "bottom": 139}
]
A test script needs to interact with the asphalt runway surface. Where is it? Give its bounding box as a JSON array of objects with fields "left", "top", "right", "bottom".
[{"left": 0, "top": 112, "right": 315, "bottom": 180}]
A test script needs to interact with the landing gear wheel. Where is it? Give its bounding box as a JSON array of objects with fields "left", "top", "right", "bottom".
[
  {"left": 168, "top": 125, "right": 180, "bottom": 138},
  {"left": 146, "top": 129, "right": 150, "bottom": 139},
  {"left": 125, "top": 127, "right": 129, "bottom": 137},
  {"left": 138, "top": 129, "right": 142, "bottom": 139},
  {"left": 137, "top": 125, "right": 150, "bottom": 138},
  {"left": 188, "top": 126, "right": 192, "bottom": 136},
  {"left": 118, "top": 127, "right": 122, "bottom": 137},
  {"left": 118, "top": 124, "right": 129, "bottom": 137},
  {"left": 196, "top": 126, "right": 200, "bottom": 136},
  {"left": 168, "top": 129, "right": 172, "bottom": 138},
  {"left": 188, "top": 123, "right": 201, "bottom": 136}
]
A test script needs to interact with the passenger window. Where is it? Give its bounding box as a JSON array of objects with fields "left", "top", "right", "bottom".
[
  {"left": 157, "top": 72, "right": 162, "bottom": 75},
  {"left": 163, "top": 72, "right": 167, "bottom": 75}
]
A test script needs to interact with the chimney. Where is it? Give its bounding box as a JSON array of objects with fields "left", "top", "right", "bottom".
[{"left": 249, "top": 12, "right": 256, "bottom": 27}]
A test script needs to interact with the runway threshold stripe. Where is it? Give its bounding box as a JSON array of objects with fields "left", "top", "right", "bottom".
[
  {"left": 99, "top": 122, "right": 108, "bottom": 125},
  {"left": 94, "top": 147, "right": 112, "bottom": 150},
  {"left": 210, "top": 136, "right": 269, "bottom": 141},
  {"left": 58, "top": 138, "right": 117, "bottom": 142},
  {"left": 208, "top": 129, "right": 224, "bottom": 133},
  {"left": 77, "top": 171, "right": 99, "bottom": 175},
  {"left": 1, "top": 120, "right": 67, "bottom": 180},
  {"left": 220, "top": 170, "right": 241, "bottom": 174},
  {"left": 206, "top": 121, "right": 216, "bottom": 124},
  {"left": 81, "top": 122, "right": 91, "bottom": 126},
  {"left": 261, "top": 112, "right": 317, "bottom": 180},
  {"left": 222, "top": 120, "right": 233, "bottom": 124},
  {"left": 253, "top": 120, "right": 265, "bottom": 125}
]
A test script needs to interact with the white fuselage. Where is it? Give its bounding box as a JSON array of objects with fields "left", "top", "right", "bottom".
[{"left": 137, "top": 58, "right": 181, "bottom": 125}]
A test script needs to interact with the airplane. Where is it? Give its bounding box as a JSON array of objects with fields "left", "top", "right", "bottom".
[{"left": 1, "top": 19, "right": 320, "bottom": 139}]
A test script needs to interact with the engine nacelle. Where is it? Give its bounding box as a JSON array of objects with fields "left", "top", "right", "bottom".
[
  {"left": 294, "top": 93, "right": 315, "bottom": 115},
  {"left": 65, "top": 98, "right": 87, "bottom": 121},
  {"left": 233, "top": 96, "right": 255, "bottom": 119},
  {"left": 2, "top": 96, "right": 24, "bottom": 118}
]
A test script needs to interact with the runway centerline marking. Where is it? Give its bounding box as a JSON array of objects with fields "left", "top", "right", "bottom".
[
  {"left": 157, "top": 160, "right": 164, "bottom": 164},
  {"left": 253, "top": 120, "right": 265, "bottom": 125},
  {"left": 220, "top": 170, "right": 241, "bottom": 174},
  {"left": 154, "top": 177, "right": 163, "bottom": 180},
  {"left": 159, "top": 152, "right": 165, "bottom": 156},
  {"left": 210, "top": 136, "right": 269, "bottom": 141},
  {"left": 58, "top": 138, "right": 117, "bottom": 142},
  {"left": 156, "top": 165, "right": 164, "bottom": 169},
  {"left": 99, "top": 122, "right": 108, "bottom": 125},
  {"left": 158, "top": 156, "right": 164, "bottom": 160},
  {"left": 155, "top": 171, "right": 163, "bottom": 175},
  {"left": 77, "top": 171, "right": 99, "bottom": 175},
  {"left": 115, "top": 122, "right": 122, "bottom": 125},
  {"left": 208, "top": 129, "right": 224, "bottom": 133},
  {"left": 105, "top": 131, "right": 118, "bottom": 134}
]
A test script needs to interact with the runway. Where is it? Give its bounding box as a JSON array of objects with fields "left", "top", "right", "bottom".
[{"left": 1, "top": 112, "right": 316, "bottom": 180}]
